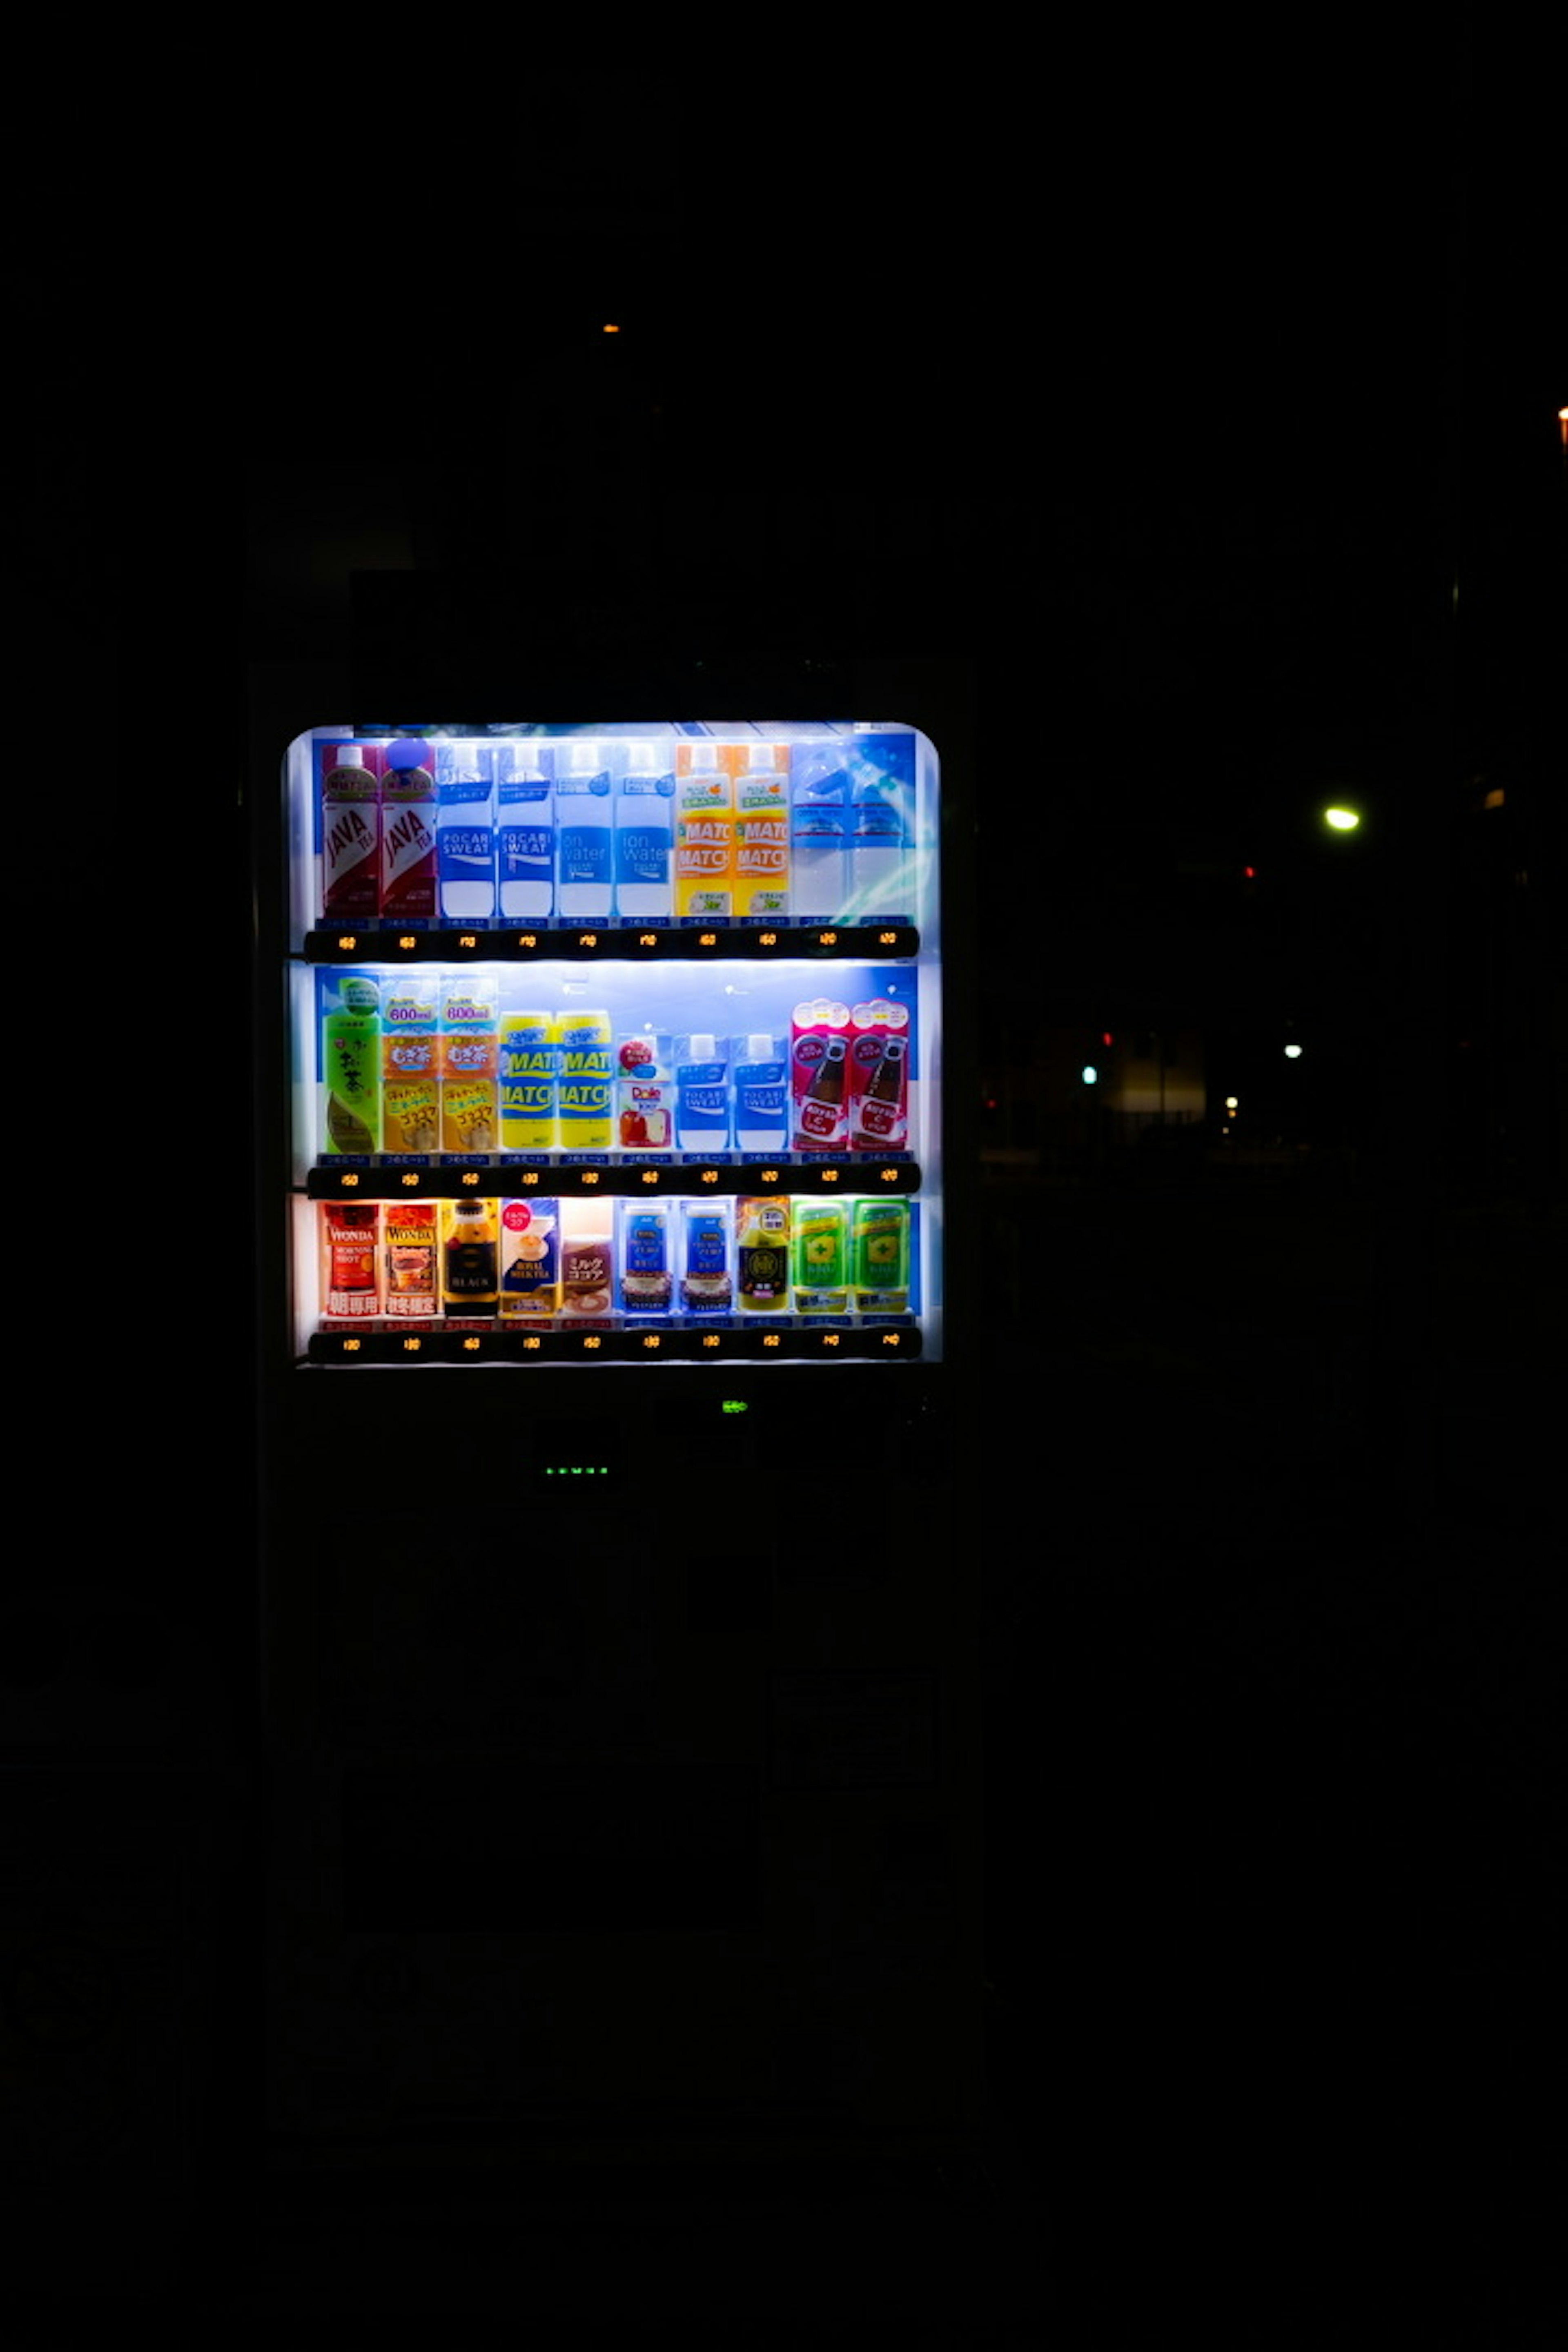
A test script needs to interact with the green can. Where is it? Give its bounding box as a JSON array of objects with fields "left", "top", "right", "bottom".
[
  {"left": 792, "top": 1199, "right": 849, "bottom": 1314},
  {"left": 851, "top": 1197, "right": 909, "bottom": 1314}
]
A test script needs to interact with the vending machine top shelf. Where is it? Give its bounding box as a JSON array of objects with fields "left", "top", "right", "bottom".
[{"left": 289, "top": 721, "right": 940, "bottom": 959}]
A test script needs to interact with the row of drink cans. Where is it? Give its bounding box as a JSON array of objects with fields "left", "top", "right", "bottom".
[
  {"left": 318, "top": 1195, "right": 913, "bottom": 1326},
  {"left": 318, "top": 735, "right": 916, "bottom": 927}
]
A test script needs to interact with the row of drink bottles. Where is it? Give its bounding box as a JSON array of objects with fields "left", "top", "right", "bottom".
[
  {"left": 318, "top": 1195, "right": 914, "bottom": 1324},
  {"left": 318, "top": 736, "right": 917, "bottom": 927},
  {"left": 323, "top": 980, "right": 911, "bottom": 1159}
]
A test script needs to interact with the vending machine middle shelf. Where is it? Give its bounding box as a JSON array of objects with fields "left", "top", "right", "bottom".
[
  {"left": 303, "top": 923, "right": 920, "bottom": 964},
  {"left": 305, "top": 1160, "right": 924, "bottom": 1202}
]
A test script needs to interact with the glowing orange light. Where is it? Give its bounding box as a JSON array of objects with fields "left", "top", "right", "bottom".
[{"left": 604, "top": 323, "right": 620, "bottom": 334}]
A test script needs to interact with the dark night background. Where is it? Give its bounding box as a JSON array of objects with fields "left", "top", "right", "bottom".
[{"left": 15, "top": 45, "right": 1565, "bottom": 2336}]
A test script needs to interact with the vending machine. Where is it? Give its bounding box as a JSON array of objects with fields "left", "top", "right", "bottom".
[{"left": 252, "top": 687, "right": 981, "bottom": 2174}]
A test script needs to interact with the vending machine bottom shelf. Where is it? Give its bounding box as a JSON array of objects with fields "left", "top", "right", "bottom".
[{"left": 306, "top": 1324, "right": 923, "bottom": 1364}]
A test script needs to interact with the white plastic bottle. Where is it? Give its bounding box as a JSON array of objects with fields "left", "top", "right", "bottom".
[
  {"left": 496, "top": 744, "right": 555, "bottom": 923},
  {"left": 613, "top": 742, "right": 675, "bottom": 920},
  {"left": 437, "top": 739, "right": 496, "bottom": 921},
  {"left": 556, "top": 741, "right": 614, "bottom": 922}
]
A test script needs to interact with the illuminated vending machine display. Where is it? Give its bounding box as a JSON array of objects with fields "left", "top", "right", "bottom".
[{"left": 284, "top": 722, "right": 944, "bottom": 1370}]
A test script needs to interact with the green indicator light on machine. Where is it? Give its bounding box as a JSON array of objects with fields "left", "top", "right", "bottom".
[{"left": 721, "top": 1400, "right": 749, "bottom": 1416}]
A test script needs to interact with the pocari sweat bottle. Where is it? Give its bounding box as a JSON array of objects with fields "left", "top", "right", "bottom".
[
  {"left": 437, "top": 739, "right": 496, "bottom": 922},
  {"left": 496, "top": 744, "right": 555, "bottom": 923}
]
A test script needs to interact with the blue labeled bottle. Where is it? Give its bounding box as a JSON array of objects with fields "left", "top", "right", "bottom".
[
  {"left": 614, "top": 743, "right": 675, "bottom": 921},
  {"left": 556, "top": 742, "right": 613, "bottom": 922},
  {"left": 437, "top": 740, "right": 496, "bottom": 921},
  {"left": 496, "top": 744, "right": 554, "bottom": 923}
]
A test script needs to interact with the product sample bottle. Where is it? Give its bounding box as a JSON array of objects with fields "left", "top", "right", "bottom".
[
  {"left": 734, "top": 742, "right": 790, "bottom": 920},
  {"left": 380, "top": 739, "right": 438, "bottom": 922},
  {"left": 498, "top": 1010, "right": 556, "bottom": 1151},
  {"left": 851, "top": 1197, "right": 910, "bottom": 1314},
  {"left": 383, "top": 1201, "right": 439, "bottom": 1319},
  {"left": 791, "top": 1198, "right": 849, "bottom": 1314},
  {"left": 736, "top": 1195, "right": 791, "bottom": 1312},
  {"left": 674, "top": 750, "right": 734, "bottom": 920},
  {"left": 437, "top": 740, "right": 496, "bottom": 921},
  {"left": 613, "top": 743, "right": 675, "bottom": 920},
  {"left": 441, "top": 1197, "right": 499, "bottom": 1314},
  {"left": 791, "top": 1000, "right": 852, "bottom": 1152},
  {"left": 675, "top": 1033, "right": 731, "bottom": 1153},
  {"left": 559, "top": 1197, "right": 615, "bottom": 1318},
  {"left": 790, "top": 757, "right": 848, "bottom": 922},
  {"left": 379, "top": 976, "right": 440, "bottom": 1155},
  {"left": 733, "top": 1032, "right": 788, "bottom": 1154},
  {"left": 319, "top": 1200, "right": 380, "bottom": 1319},
  {"left": 438, "top": 973, "right": 499, "bottom": 1156},
  {"left": 555, "top": 742, "right": 613, "bottom": 922},
  {"left": 496, "top": 745, "right": 555, "bottom": 923},
  {"left": 322, "top": 974, "right": 381, "bottom": 1155},
  {"left": 617, "top": 1033, "right": 673, "bottom": 1152},
  {"left": 847, "top": 769, "right": 909, "bottom": 924},
  {"left": 554, "top": 1009, "right": 612, "bottom": 1150},
  {"left": 678, "top": 1200, "right": 733, "bottom": 1315},
  {"left": 847, "top": 999, "right": 912, "bottom": 1151},
  {"left": 499, "top": 1197, "right": 560, "bottom": 1319},
  {"left": 321, "top": 743, "right": 380, "bottom": 922},
  {"left": 618, "top": 1199, "right": 673, "bottom": 1314}
]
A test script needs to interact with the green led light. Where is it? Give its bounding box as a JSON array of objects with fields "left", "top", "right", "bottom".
[{"left": 721, "top": 1400, "right": 749, "bottom": 1416}]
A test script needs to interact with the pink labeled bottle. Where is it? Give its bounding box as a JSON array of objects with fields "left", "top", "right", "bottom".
[
  {"left": 321, "top": 742, "right": 380, "bottom": 922},
  {"left": 379, "top": 738, "right": 438, "bottom": 923},
  {"left": 791, "top": 998, "right": 852, "bottom": 1152}
]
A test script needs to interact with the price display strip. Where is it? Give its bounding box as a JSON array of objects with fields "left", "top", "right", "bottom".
[
  {"left": 303, "top": 923, "right": 920, "bottom": 964},
  {"left": 306, "top": 1161, "right": 922, "bottom": 1201},
  {"left": 306, "top": 1325, "right": 922, "bottom": 1365}
]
